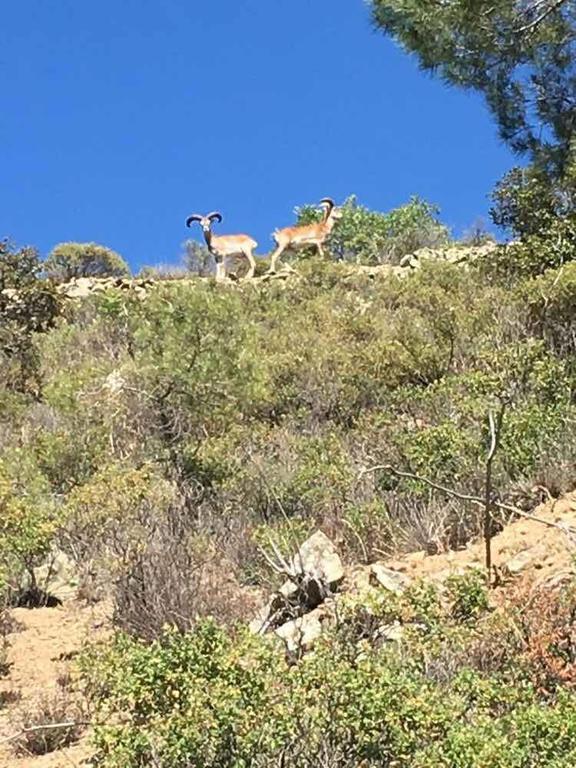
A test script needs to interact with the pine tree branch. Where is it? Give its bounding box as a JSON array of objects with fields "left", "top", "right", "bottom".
[{"left": 516, "top": 0, "right": 568, "bottom": 34}]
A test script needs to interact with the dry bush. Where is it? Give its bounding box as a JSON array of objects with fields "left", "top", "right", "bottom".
[
  {"left": 60, "top": 459, "right": 263, "bottom": 630},
  {"left": 422, "top": 610, "right": 523, "bottom": 685},
  {"left": 12, "top": 690, "right": 85, "bottom": 756},
  {"left": 0, "top": 690, "right": 21, "bottom": 709},
  {"left": 0, "top": 606, "right": 18, "bottom": 640},
  {"left": 363, "top": 493, "right": 489, "bottom": 557},
  {"left": 252, "top": 739, "right": 364, "bottom": 768},
  {"left": 138, "top": 264, "right": 191, "bottom": 281},
  {"left": 510, "top": 578, "right": 576, "bottom": 693},
  {"left": 0, "top": 607, "right": 19, "bottom": 678},
  {"left": 111, "top": 495, "right": 261, "bottom": 640},
  {"left": 529, "top": 440, "right": 576, "bottom": 501}
]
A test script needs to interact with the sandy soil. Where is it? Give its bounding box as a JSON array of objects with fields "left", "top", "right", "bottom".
[
  {"left": 0, "top": 600, "right": 110, "bottom": 768},
  {"left": 384, "top": 492, "right": 576, "bottom": 586}
]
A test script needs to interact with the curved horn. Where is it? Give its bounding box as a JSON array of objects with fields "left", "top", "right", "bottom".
[
  {"left": 207, "top": 211, "right": 223, "bottom": 224},
  {"left": 319, "top": 197, "right": 335, "bottom": 212},
  {"left": 185, "top": 214, "right": 204, "bottom": 228}
]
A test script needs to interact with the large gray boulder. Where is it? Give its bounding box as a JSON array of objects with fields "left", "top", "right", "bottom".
[
  {"left": 291, "top": 530, "right": 344, "bottom": 589},
  {"left": 252, "top": 531, "right": 344, "bottom": 634}
]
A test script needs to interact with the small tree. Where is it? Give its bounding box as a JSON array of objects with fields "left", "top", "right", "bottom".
[
  {"left": 183, "top": 239, "right": 212, "bottom": 276},
  {"left": 44, "top": 242, "right": 130, "bottom": 282},
  {"left": 0, "top": 456, "right": 59, "bottom": 604},
  {"left": 491, "top": 165, "right": 574, "bottom": 239},
  {"left": 0, "top": 241, "right": 60, "bottom": 393}
]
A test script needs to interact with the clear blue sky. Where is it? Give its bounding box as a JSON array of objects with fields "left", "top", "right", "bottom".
[{"left": 2, "top": 0, "right": 515, "bottom": 271}]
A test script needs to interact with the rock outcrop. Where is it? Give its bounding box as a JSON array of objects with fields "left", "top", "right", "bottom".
[
  {"left": 46, "top": 243, "right": 499, "bottom": 302},
  {"left": 252, "top": 530, "right": 411, "bottom": 657},
  {"left": 56, "top": 276, "right": 154, "bottom": 299}
]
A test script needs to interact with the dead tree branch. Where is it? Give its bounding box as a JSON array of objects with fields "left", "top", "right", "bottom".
[
  {"left": 0, "top": 720, "right": 92, "bottom": 746},
  {"left": 357, "top": 464, "right": 576, "bottom": 538},
  {"left": 483, "top": 405, "right": 506, "bottom": 584}
]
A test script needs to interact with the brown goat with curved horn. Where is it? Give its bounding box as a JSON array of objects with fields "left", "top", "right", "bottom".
[
  {"left": 268, "top": 197, "right": 342, "bottom": 273},
  {"left": 186, "top": 211, "right": 257, "bottom": 280}
]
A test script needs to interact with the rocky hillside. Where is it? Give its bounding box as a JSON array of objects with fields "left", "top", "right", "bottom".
[
  {"left": 3, "top": 239, "right": 576, "bottom": 766},
  {"left": 1, "top": 489, "right": 575, "bottom": 767}
]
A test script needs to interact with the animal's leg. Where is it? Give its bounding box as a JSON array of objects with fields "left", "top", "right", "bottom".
[
  {"left": 316, "top": 243, "right": 325, "bottom": 259},
  {"left": 214, "top": 255, "right": 226, "bottom": 281},
  {"left": 268, "top": 242, "right": 287, "bottom": 274},
  {"left": 244, "top": 249, "right": 256, "bottom": 279}
]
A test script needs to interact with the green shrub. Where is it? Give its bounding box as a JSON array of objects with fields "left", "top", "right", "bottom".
[
  {"left": 0, "top": 453, "right": 58, "bottom": 598},
  {"left": 480, "top": 215, "right": 576, "bottom": 282},
  {"left": 32, "top": 426, "right": 109, "bottom": 494},
  {"left": 296, "top": 195, "right": 450, "bottom": 265},
  {"left": 61, "top": 463, "right": 174, "bottom": 561},
  {"left": 490, "top": 166, "right": 568, "bottom": 239},
  {"left": 0, "top": 241, "right": 61, "bottom": 394},
  {"left": 85, "top": 581, "right": 576, "bottom": 767},
  {"left": 521, "top": 261, "right": 576, "bottom": 362},
  {"left": 128, "top": 284, "right": 271, "bottom": 449},
  {"left": 446, "top": 570, "right": 489, "bottom": 623},
  {"left": 44, "top": 242, "right": 130, "bottom": 281}
]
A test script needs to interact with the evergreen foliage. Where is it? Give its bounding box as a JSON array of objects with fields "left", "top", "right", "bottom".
[
  {"left": 0, "top": 241, "right": 61, "bottom": 394},
  {"left": 370, "top": 0, "right": 576, "bottom": 178},
  {"left": 44, "top": 242, "right": 130, "bottom": 281}
]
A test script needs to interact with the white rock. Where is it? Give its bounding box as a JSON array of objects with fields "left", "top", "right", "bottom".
[
  {"left": 275, "top": 611, "right": 323, "bottom": 653},
  {"left": 505, "top": 549, "right": 539, "bottom": 574},
  {"left": 31, "top": 549, "right": 78, "bottom": 602},
  {"left": 370, "top": 563, "right": 411, "bottom": 594},
  {"left": 290, "top": 530, "right": 344, "bottom": 589},
  {"left": 374, "top": 621, "right": 404, "bottom": 643}
]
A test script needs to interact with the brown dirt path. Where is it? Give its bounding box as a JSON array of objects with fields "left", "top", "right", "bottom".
[{"left": 0, "top": 600, "right": 110, "bottom": 768}]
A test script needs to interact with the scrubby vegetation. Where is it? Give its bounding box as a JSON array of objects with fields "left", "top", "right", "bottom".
[
  {"left": 6, "top": 248, "right": 575, "bottom": 602},
  {"left": 84, "top": 573, "right": 576, "bottom": 767},
  {"left": 44, "top": 242, "right": 130, "bottom": 281},
  {"left": 3, "top": 178, "right": 576, "bottom": 760},
  {"left": 6, "top": 78, "right": 576, "bottom": 763}
]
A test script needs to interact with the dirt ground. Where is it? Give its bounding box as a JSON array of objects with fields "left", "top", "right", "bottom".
[
  {"left": 0, "top": 492, "right": 575, "bottom": 767},
  {"left": 0, "top": 600, "right": 110, "bottom": 768},
  {"left": 385, "top": 492, "right": 576, "bottom": 586}
]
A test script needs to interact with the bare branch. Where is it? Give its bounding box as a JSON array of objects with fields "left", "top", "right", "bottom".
[
  {"left": 483, "top": 405, "right": 506, "bottom": 583},
  {"left": 342, "top": 517, "right": 369, "bottom": 564},
  {"left": 257, "top": 544, "right": 289, "bottom": 577},
  {"left": 357, "top": 463, "right": 576, "bottom": 537},
  {"left": 516, "top": 0, "right": 568, "bottom": 34},
  {"left": 0, "top": 720, "right": 92, "bottom": 746}
]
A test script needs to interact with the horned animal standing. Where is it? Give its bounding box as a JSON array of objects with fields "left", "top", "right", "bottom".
[
  {"left": 268, "top": 198, "right": 343, "bottom": 273},
  {"left": 185, "top": 211, "right": 257, "bottom": 280}
]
